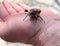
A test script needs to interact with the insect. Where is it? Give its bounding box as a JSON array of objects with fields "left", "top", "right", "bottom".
[{"left": 23, "top": 8, "right": 43, "bottom": 23}]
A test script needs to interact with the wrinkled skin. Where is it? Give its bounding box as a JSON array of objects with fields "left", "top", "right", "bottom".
[{"left": 0, "top": 1, "right": 60, "bottom": 46}]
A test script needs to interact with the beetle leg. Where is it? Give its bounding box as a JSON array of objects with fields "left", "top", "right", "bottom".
[{"left": 23, "top": 14, "right": 28, "bottom": 21}]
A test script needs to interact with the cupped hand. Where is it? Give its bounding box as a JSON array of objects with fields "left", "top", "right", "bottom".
[{"left": 0, "top": 0, "right": 60, "bottom": 46}]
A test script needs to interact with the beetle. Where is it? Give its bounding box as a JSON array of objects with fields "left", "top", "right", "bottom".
[{"left": 23, "top": 8, "right": 43, "bottom": 23}]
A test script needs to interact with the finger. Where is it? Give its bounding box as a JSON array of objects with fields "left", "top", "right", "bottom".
[
  {"left": 0, "top": 3, "right": 9, "bottom": 20},
  {"left": 2, "top": 0, "right": 17, "bottom": 15},
  {"left": 10, "top": 3, "right": 24, "bottom": 13},
  {"left": 16, "top": 2, "right": 30, "bottom": 11}
]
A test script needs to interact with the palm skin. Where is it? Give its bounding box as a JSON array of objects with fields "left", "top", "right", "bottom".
[{"left": 0, "top": 1, "right": 60, "bottom": 46}]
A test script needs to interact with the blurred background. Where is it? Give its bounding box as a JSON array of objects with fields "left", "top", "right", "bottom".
[{"left": 0, "top": 0, "right": 60, "bottom": 46}]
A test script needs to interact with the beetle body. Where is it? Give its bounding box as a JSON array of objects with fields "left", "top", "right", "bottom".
[{"left": 23, "top": 8, "right": 43, "bottom": 23}]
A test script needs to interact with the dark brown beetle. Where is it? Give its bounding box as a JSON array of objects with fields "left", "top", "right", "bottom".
[{"left": 23, "top": 8, "right": 43, "bottom": 23}]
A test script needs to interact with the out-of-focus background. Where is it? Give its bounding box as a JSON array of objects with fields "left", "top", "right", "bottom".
[{"left": 0, "top": 0, "right": 60, "bottom": 46}]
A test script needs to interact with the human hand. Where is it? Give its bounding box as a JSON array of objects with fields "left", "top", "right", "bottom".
[{"left": 0, "top": 1, "right": 60, "bottom": 46}]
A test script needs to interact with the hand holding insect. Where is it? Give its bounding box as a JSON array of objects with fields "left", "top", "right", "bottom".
[{"left": 0, "top": 1, "right": 60, "bottom": 46}]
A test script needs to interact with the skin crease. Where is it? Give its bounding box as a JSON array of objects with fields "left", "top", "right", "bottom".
[{"left": 0, "top": 1, "right": 60, "bottom": 46}]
